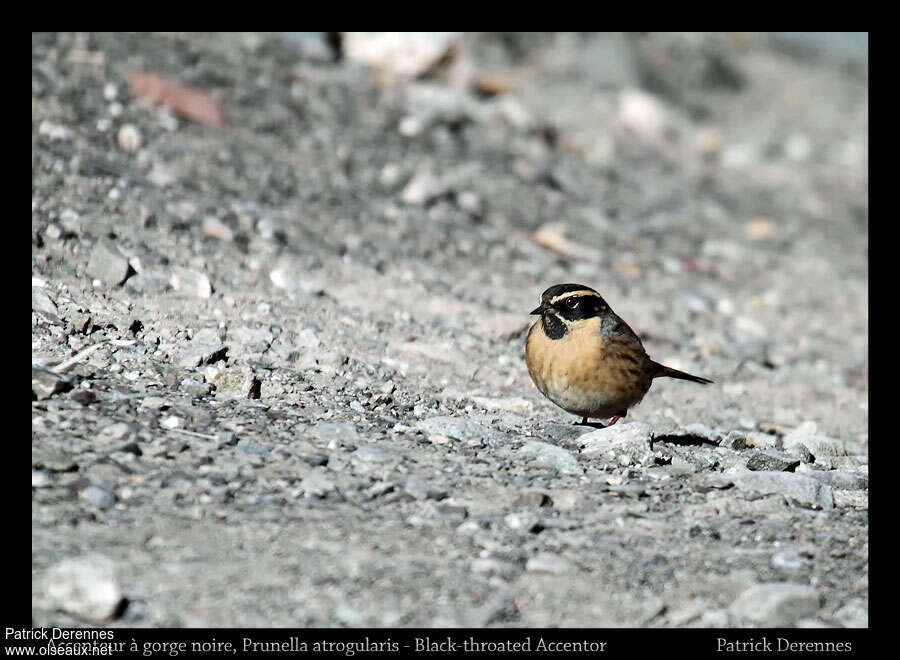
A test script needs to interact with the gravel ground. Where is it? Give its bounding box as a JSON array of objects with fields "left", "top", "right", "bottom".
[{"left": 32, "top": 32, "right": 867, "bottom": 628}]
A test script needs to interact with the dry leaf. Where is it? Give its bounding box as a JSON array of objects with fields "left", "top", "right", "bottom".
[
  {"left": 532, "top": 223, "right": 601, "bottom": 261},
  {"left": 128, "top": 72, "right": 227, "bottom": 127},
  {"left": 472, "top": 73, "right": 514, "bottom": 96},
  {"left": 744, "top": 218, "right": 778, "bottom": 240}
]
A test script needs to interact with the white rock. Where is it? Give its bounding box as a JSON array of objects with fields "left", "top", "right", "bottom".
[
  {"left": 296, "top": 327, "right": 321, "bottom": 349},
  {"left": 400, "top": 170, "right": 448, "bottom": 206},
  {"left": 342, "top": 32, "right": 460, "bottom": 79},
  {"left": 170, "top": 268, "right": 212, "bottom": 299},
  {"left": 618, "top": 89, "right": 667, "bottom": 139},
  {"left": 525, "top": 553, "right": 572, "bottom": 575},
  {"left": 505, "top": 511, "right": 541, "bottom": 532},
  {"left": 160, "top": 416, "right": 182, "bottom": 429},
  {"left": 117, "top": 124, "right": 142, "bottom": 152},
  {"left": 39, "top": 120, "right": 72, "bottom": 140},
  {"left": 202, "top": 216, "right": 234, "bottom": 242},
  {"left": 44, "top": 555, "right": 123, "bottom": 623}
]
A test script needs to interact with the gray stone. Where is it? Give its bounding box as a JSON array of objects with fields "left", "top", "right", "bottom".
[
  {"left": 700, "top": 610, "right": 731, "bottom": 627},
  {"left": 404, "top": 475, "right": 447, "bottom": 501},
  {"left": 719, "top": 431, "right": 747, "bottom": 450},
  {"left": 69, "top": 313, "right": 93, "bottom": 334},
  {"left": 580, "top": 422, "right": 657, "bottom": 468},
  {"left": 784, "top": 442, "right": 814, "bottom": 463},
  {"left": 309, "top": 422, "right": 360, "bottom": 447},
  {"left": 514, "top": 490, "right": 553, "bottom": 508},
  {"left": 606, "top": 482, "right": 648, "bottom": 498},
  {"left": 456, "top": 521, "right": 482, "bottom": 536},
  {"left": 229, "top": 326, "right": 273, "bottom": 352},
  {"left": 796, "top": 467, "right": 868, "bottom": 490},
  {"left": 302, "top": 453, "right": 329, "bottom": 467},
  {"left": 436, "top": 504, "right": 468, "bottom": 521},
  {"left": 471, "top": 396, "right": 533, "bottom": 415},
  {"left": 744, "top": 432, "right": 779, "bottom": 449},
  {"left": 87, "top": 239, "right": 131, "bottom": 285},
  {"left": 99, "top": 422, "right": 133, "bottom": 441},
  {"left": 32, "top": 448, "right": 76, "bottom": 472},
  {"left": 332, "top": 604, "right": 364, "bottom": 626},
  {"left": 771, "top": 550, "right": 813, "bottom": 575},
  {"left": 213, "top": 366, "right": 260, "bottom": 399},
  {"left": 108, "top": 452, "right": 149, "bottom": 474},
  {"left": 783, "top": 434, "right": 849, "bottom": 459},
  {"left": 193, "top": 327, "right": 225, "bottom": 345},
  {"left": 79, "top": 485, "right": 116, "bottom": 509},
  {"left": 731, "top": 471, "right": 834, "bottom": 510},
  {"left": 535, "top": 422, "right": 596, "bottom": 445},
  {"left": 416, "top": 416, "right": 500, "bottom": 444},
  {"left": 729, "top": 583, "right": 820, "bottom": 625},
  {"left": 180, "top": 379, "right": 213, "bottom": 397},
  {"left": 580, "top": 422, "right": 652, "bottom": 456},
  {"left": 177, "top": 343, "right": 227, "bottom": 369},
  {"left": 365, "top": 481, "right": 396, "bottom": 499},
  {"left": 300, "top": 470, "right": 337, "bottom": 499},
  {"left": 44, "top": 555, "right": 124, "bottom": 623},
  {"left": 238, "top": 441, "right": 268, "bottom": 455},
  {"left": 297, "top": 351, "right": 347, "bottom": 372},
  {"left": 352, "top": 445, "right": 398, "bottom": 464},
  {"left": 699, "top": 474, "right": 735, "bottom": 490},
  {"left": 680, "top": 423, "right": 723, "bottom": 443},
  {"left": 518, "top": 440, "right": 583, "bottom": 475},
  {"left": 126, "top": 272, "right": 171, "bottom": 295},
  {"left": 832, "top": 490, "right": 867, "bottom": 508},
  {"left": 32, "top": 286, "right": 59, "bottom": 315},
  {"left": 215, "top": 431, "right": 239, "bottom": 447},
  {"left": 470, "top": 558, "right": 514, "bottom": 577},
  {"left": 32, "top": 368, "right": 73, "bottom": 400},
  {"left": 284, "top": 32, "right": 340, "bottom": 62},
  {"left": 139, "top": 396, "right": 170, "bottom": 411},
  {"left": 747, "top": 449, "right": 800, "bottom": 472},
  {"left": 834, "top": 598, "right": 868, "bottom": 628}
]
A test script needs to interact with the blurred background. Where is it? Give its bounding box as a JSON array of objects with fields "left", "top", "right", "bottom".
[{"left": 32, "top": 33, "right": 867, "bottom": 628}]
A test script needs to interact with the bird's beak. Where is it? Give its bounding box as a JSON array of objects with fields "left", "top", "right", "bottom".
[{"left": 530, "top": 303, "right": 547, "bottom": 315}]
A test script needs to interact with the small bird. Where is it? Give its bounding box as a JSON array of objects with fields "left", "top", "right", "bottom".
[{"left": 525, "top": 283, "right": 712, "bottom": 426}]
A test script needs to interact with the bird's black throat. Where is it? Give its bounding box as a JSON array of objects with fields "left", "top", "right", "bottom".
[{"left": 542, "top": 313, "right": 566, "bottom": 340}]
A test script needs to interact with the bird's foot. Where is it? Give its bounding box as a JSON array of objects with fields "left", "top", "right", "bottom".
[{"left": 574, "top": 417, "right": 607, "bottom": 429}]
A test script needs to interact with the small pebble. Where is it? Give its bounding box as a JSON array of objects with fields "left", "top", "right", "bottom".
[{"left": 117, "top": 124, "right": 142, "bottom": 152}]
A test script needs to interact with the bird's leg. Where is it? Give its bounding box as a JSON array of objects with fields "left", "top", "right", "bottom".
[
  {"left": 575, "top": 417, "right": 607, "bottom": 429},
  {"left": 607, "top": 410, "right": 627, "bottom": 426}
]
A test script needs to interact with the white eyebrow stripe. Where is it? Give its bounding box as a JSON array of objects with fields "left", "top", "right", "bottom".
[{"left": 549, "top": 290, "right": 603, "bottom": 304}]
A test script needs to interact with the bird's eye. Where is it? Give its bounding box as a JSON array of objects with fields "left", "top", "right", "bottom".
[{"left": 565, "top": 297, "right": 578, "bottom": 308}]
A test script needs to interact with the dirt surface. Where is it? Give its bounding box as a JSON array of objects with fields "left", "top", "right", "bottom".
[{"left": 31, "top": 32, "right": 867, "bottom": 628}]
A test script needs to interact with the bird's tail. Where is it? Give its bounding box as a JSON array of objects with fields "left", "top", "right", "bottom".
[{"left": 652, "top": 362, "right": 713, "bottom": 384}]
